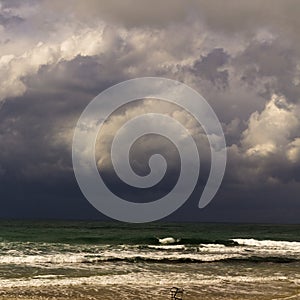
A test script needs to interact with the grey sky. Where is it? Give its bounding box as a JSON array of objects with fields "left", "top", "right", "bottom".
[{"left": 0, "top": 0, "right": 299, "bottom": 223}]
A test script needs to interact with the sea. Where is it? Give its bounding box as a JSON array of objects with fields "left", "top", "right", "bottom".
[{"left": 0, "top": 221, "right": 299, "bottom": 300}]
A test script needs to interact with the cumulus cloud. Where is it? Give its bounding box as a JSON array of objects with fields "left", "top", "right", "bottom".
[
  {"left": 95, "top": 99, "right": 210, "bottom": 170},
  {"left": 242, "top": 95, "right": 299, "bottom": 157},
  {"left": 0, "top": 26, "right": 115, "bottom": 101},
  {"left": 287, "top": 139, "right": 300, "bottom": 163},
  {"left": 228, "top": 95, "right": 300, "bottom": 185}
]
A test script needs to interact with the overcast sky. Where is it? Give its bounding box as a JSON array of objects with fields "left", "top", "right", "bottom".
[{"left": 0, "top": 0, "right": 300, "bottom": 223}]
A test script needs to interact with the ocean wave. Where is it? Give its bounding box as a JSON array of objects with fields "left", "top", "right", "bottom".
[
  {"left": 84, "top": 256, "right": 299, "bottom": 264},
  {"left": 0, "top": 238, "right": 299, "bottom": 268},
  {"left": 0, "top": 251, "right": 299, "bottom": 266},
  {"left": 232, "top": 238, "right": 300, "bottom": 250}
]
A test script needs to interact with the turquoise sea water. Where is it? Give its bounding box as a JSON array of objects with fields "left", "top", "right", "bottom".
[{"left": 0, "top": 221, "right": 299, "bottom": 299}]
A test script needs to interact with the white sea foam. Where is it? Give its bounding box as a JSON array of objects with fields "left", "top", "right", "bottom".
[
  {"left": 232, "top": 239, "right": 300, "bottom": 257},
  {"left": 147, "top": 245, "right": 186, "bottom": 250},
  {"left": 232, "top": 239, "right": 300, "bottom": 250}
]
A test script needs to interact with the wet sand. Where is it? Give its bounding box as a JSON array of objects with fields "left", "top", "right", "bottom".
[{"left": 0, "top": 283, "right": 299, "bottom": 300}]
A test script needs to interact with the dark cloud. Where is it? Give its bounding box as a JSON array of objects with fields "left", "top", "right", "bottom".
[
  {"left": 0, "top": 0, "right": 300, "bottom": 222},
  {"left": 37, "top": 0, "right": 300, "bottom": 37},
  {"left": 191, "top": 48, "right": 230, "bottom": 88},
  {"left": 236, "top": 40, "right": 300, "bottom": 103},
  {"left": 0, "top": 14, "right": 23, "bottom": 27},
  {"left": 40, "top": 0, "right": 190, "bottom": 28}
]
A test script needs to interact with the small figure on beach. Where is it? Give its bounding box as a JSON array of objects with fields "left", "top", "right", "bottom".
[{"left": 170, "top": 287, "right": 184, "bottom": 299}]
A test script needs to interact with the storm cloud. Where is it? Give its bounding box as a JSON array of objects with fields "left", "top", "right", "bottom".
[{"left": 0, "top": 0, "right": 299, "bottom": 222}]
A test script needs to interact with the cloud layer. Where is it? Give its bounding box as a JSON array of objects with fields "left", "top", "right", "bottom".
[{"left": 0, "top": 0, "right": 300, "bottom": 222}]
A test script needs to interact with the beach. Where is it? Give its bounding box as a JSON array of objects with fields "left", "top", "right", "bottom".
[
  {"left": 0, "top": 221, "right": 299, "bottom": 299},
  {"left": 0, "top": 265, "right": 299, "bottom": 300}
]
